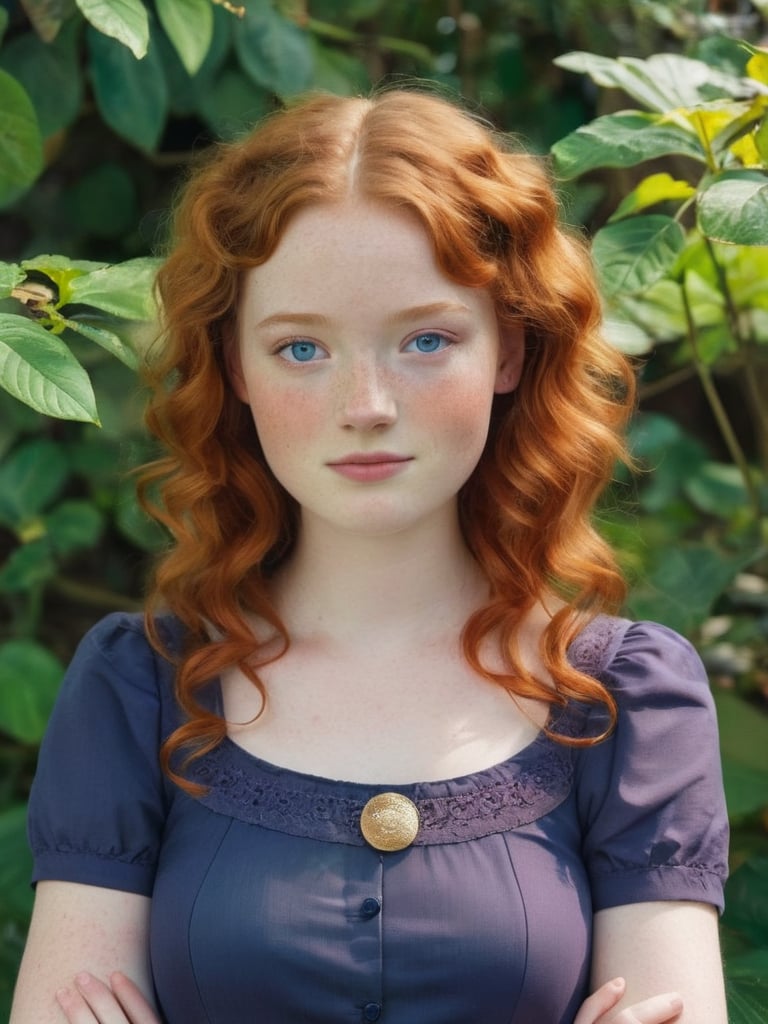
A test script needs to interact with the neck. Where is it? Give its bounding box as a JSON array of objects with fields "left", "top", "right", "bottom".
[{"left": 269, "top": 508, "right": 489, "bottom": 646}]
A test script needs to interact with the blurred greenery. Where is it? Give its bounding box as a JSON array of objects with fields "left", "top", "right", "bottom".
[{"left": 0, "top": 0, "right": 767, "bottom": 1020}]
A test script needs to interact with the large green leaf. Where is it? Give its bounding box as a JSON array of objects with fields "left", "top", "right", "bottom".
[
  {"left": 0, "top": 438, "right": 68, "bottom": 526},
  {"left": 591, "top": 216, "right": 686, "bottom": 298},
  {"left": 157, "top": 0, "right": 213, "bottom": 75},
  {"left": 626, "top": 542, "right": 755, "bottom": 634},
  {"left": 87, "top": 26, "right": 168, "bottom": 150},
  {"left": 0, "top": 18, "right": 81, "bottom": 137},
  {"left": 75, "top": 0, "right": 148, "bottom": 59},
  {"left": 697, "top": 172, "right": 768, "bottom": 246},
  {"left": 235, "top": 2, "right": 314, "bottom": 98},
  {"left": 727, "top": 976, "right": 768, "bottom": 1024},
  {"left": 0, "top": 639, "right": 63, "bottom": 744},
  {"left": 554, "top": 51, "right": 753, "bottom": 114},
  {"left": 0, "top": 68, "right": 44, "bottom": 207},
  {"left": 0, "top": 314, "right": 99, "bottom": 423},
  {"left": 62, "top": 318, "right": 138, "bottom": 370},
  {"left": 720, "top": 758, "right": 768, "bottom": 819},
  {"left": 67, "top": 257, "right": 160, "bottom": 320},
  {"left": 551, "top": 112, "right": 705, "bottom": 178}
]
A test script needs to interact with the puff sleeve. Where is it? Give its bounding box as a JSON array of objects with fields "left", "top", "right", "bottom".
[
  {"left": 27, "top": 612, "right": 173, "bottom": 896},
  {"left": 575, "top": 621, "right": 729, "bottom": 913}
]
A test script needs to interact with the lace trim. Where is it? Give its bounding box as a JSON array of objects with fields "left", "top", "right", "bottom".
[{"left": 190, "top": 740, "right": 574, "bottom": 846}]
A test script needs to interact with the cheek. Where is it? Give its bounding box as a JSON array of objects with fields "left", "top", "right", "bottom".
[
  {"left": 247, "top": 386, "right": 324, "bottom": 455},
  {"left": 425, "top": 376, "right": 496, "bottom": 452}
]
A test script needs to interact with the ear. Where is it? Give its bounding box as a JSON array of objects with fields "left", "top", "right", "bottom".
[
  {"left": 224, "top": 335, "right": 249, "bottom": 403},
  {"left": 494, "top": 321, "right": 525, "bottom": 394}
]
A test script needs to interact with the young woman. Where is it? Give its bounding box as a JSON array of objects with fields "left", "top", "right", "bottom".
[{"left": 10, "top": 90, "right": 728, "bottom": 1024}]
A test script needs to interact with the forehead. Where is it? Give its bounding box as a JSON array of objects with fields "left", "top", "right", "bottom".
[{"left": 240, "top": 199, "right": 494, "bottom": 320}]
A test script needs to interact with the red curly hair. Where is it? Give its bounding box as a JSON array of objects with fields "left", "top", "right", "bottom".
[{"left": 139, "top": 89, "right": 636, "bottom": 792}]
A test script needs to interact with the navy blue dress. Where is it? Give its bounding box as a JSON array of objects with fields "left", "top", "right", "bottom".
[{"left": 27, "top": 613, "right": 728, "bottom": 1024}]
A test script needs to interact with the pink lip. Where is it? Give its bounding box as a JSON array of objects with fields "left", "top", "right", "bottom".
[{"left": 327, "top": 453, "right": 413, "bottom": 482}]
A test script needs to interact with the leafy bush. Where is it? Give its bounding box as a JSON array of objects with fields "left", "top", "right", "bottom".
[{"left": 2, "top": 1, "right": 768, "bottom": 1019}]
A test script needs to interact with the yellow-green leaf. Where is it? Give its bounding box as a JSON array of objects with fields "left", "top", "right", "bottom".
[
  {"left": 609, "top": 173, "right": 695, "bottom": 221},
  {"left": 746, "top": 50, "right": 768, "bottom": 87},
  {"left": 75, "top": 0, "right": 148, "bottom": 59}
]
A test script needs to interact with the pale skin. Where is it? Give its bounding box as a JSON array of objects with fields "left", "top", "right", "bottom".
[{"left": 10, "top": 199, "right": 728, "bottom": 1024}]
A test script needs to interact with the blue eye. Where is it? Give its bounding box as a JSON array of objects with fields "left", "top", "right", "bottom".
[
  {"left": 280, "top": 340, "right": 323, "bottom": 362},
  {"left": 406, "top": 332, "right": 449, "bottom": 354}
]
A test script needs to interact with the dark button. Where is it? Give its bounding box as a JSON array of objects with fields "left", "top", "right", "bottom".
[
  {"left": 360, "top": 897, "right": 381, "bottom": 918},
  {"left": 362, "top": 1003, "right": 382, "bottom": 1022}
]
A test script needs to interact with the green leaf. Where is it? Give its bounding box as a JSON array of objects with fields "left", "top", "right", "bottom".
[
  {"left": 0, "top": 17, "right": 82, "bottom": 137},
  {"left": 198, "top": 67, "right": 271, "bottom": 139},
  {"left": 75, "top": 0, "right": 148, "bottom": 59},
  {"left": 602, "top": 314, "right": 654, "bottom": 355},
  {"left": 714, "top": 689, "right": 768, "bottom": 780},
  {"left": 87, "top": 26, "right": 168, "bottom": 150},
  {"left": 626, "top": 543, "right": 754, "bottom": 634},
  {"left": 235, "top": 2, "right": 314, "bottom": 99},
  {"left": 697, "top": 172, "right": 768, "bottom": 246},
  {"left": 0, "top": 438, "right": 68, "bottom": 526},
  {"left": 551, "top": 112, "right": 705, "bottom": 179},
  {"left": 609, "top": 173, "right": 696, "bottom": 222},
  {"left": 592, "top": 216, "right": 686, "bottom": 298},
  {"left": 61, "top": 318, "right": 138, "bottom": 370},
  {"left": 67, "top": 257, "right": 160, "bottom": 320},
  {"left": 0, "top": 68, "right": 44, "bottom": 207},
  {"left": 720, "top": 757, "right": 768, "bottom": 819},
  {"left": 0, "top": 806, "right": 33, "bottom": 923},
  {"left": 310, "top": 39, "right": 370, "bottom": 95},
  {"left": 0, "top": 639, "right": 63, "bottom": 743},
  {"left": 0, "top": 314, "right": 99, "bottom": 423},
  {"left": 0, "top": 540, "right": 55, "bottom": 593},
  {"left": 727, "top": 975, "right": 768, "bottom": 1024},
  {"left": 554, "top": 51, "right": 752, "bottom": 113},
  {"left": 723, "top": 856, "right": 768, "bottom": 948},
  {"left": 157, "top": 0, "right": 213, "bottom": 75},
  {"left": 0, "top": 263, "right": 24, "bottom": 298},
  {"left": 684, "top": 461, "right": 753, "bottom": 518},
  {"left": 46, "top": 499, "right": 104, "bottom": 555}
]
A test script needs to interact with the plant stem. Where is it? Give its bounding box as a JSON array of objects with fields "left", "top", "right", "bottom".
[
  {"left": 680, "top": 280, "right": 762, "bottom": 520},
  {"left": 305, "top": 19, "right": 435, "bottom": 66},
  {"left": 705, "top": 238, "right": 768, "bottom": 475},
  {"left": 49, "top": 576, "right": 143, "bottom": 612}
]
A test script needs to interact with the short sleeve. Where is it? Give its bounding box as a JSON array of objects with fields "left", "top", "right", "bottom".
[
  {"left": 27, "top": 612, "right": 171, "bottom": 896},
  {"left": 575, "top": 621, "right": 729, "bottom": 913}
]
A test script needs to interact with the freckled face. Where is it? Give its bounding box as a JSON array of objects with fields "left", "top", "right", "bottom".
[{"left": 228, "top": 200, "right": 523, "bottom": 539}]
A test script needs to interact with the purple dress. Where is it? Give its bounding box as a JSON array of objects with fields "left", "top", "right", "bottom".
[{"left": 28, "top": 613, "right": 728, "bottom": 1024}]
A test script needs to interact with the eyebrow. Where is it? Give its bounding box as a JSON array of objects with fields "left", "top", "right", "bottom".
[{"left": 253, "top": 301, "right": 473, "bottom": 332}]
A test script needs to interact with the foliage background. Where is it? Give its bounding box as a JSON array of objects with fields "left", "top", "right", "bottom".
[{"left": 0, "top": 0, "right": 767, "bottom": 1020}]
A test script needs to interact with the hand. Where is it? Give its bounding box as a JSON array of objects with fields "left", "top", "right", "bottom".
[
  {"left": 55, "top": 972, "right": 161, "bottom": 1024},
  {"left": 574, "top": 977, "right": 684, "bottom": 1024}
]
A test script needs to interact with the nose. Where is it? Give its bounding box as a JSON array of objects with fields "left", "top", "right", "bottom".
[{"left": 335, "top": 357, "right": 397, "bottom": 431}]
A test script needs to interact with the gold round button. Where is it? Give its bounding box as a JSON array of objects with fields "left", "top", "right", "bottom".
[{"left": 360, "top": 792, "right": 420, "bottom": 851}]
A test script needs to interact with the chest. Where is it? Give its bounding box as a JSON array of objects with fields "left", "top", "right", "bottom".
[{"left": 219, "top": 645, "right": 548, "bottom": 783}]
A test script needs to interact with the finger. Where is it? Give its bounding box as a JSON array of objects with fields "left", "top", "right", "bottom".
[
  {"left": 56, "top": 983, "right": 100, "bottom": 1024},
  {"left": 71, "top": 972, "right": 131, "bottom": 1024},
  {"left": 110, "top": 972, "right": 162, "bottom": 1024},
  {"left": 573, "top": 978, "right": 626, "bottom": 1024},
  {"left": 612, "top": 993, "right": 684, "bottom": 1024}
]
